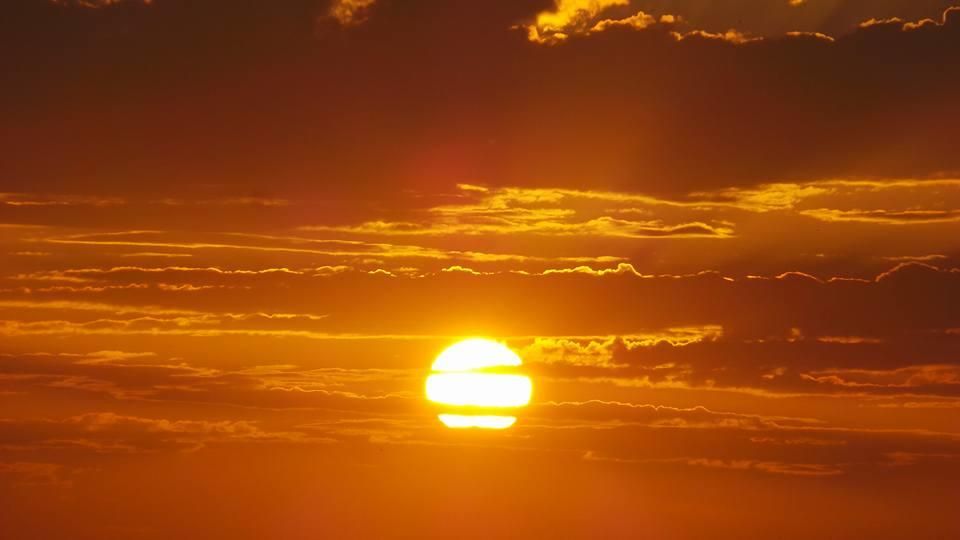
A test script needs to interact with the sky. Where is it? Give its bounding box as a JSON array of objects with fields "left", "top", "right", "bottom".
[{"left": 1, "top": 0, "right": 960, "bottom": 538}]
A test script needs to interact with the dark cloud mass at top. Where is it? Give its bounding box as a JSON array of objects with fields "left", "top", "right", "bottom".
[{"left": 1, "top": 0, "right": 959, "bottom": 199}]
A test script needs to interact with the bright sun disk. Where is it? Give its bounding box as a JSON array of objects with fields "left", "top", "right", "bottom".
[{"left": 426, "top": 338, "right": 532, "bottom": 429}]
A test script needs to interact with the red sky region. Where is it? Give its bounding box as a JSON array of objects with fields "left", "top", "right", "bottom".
[{"left": 1, "top": 1, "right": 960, "bottom": 538}]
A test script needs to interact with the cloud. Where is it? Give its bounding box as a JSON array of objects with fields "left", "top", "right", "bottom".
[
  {"left": 519, "top": 328, "right": 721, "bottom": 368},
  {"left": 35, "top": 231, "right": 625, "bottom": 264},
  {"left": 0, "top": 349, "right": 419, "bottom": 410},
  {"left": 883, "top": 451, "right": 960, "bottom": 466},
  {"left": 327, "top": 0, "right": 376, "bottom": 26},
  {"left": 521, "top": 337, "right": 625, "bottom": 368},
  {"left": 4, "top": 4, "right": 960, "bottom": 196},
  {"left": 533, "top": 399, "right": 819, "bottom": 429},
  {"left": 522, "top": 0, "right": 632, "bottom": 43},
  {"left": 300, "top": 184, "right": 733, "bottom": 239},
  {"left": 0, "top": 193, "right": 123, "bottom": 207},
  {"left": 49, "top": 0, "right": 152, "bottom": 9},
  {"left": 882, "top": 254, "right": 948, "bottom": 262},
  {"left": 684, "top": 458, "right": 843, "bottom": 476},
  {"left": 285, "top": 181, "right": 960, "bottom": 255},
  {"left": 3, "top": 260, "right": 959, "bottom": 347},
  {"left": 306, "top": 217, "right": 731, "bottom": 238},
  {"left": 0, "top": 413, "right": 321, "bottom": 454},
  {"left": 155, "top": 196, "right": 290, "bottom": 207},
  {"left": 800, "top": 208, "right": 960, "bottom": 225},
  {"left": 0, "top": 461, "right": 73, "bottom": 487},
  {"left": 590, "top": 11, "right": 659, "bottom": 33},
  {"left": 583, "top": 452, "right": 844, "bottom": 477},
  {"left": 802, "top": 365, "right": 960, "bottom": 391},
  {"left": 670, "top": 28, "right": 759, "bottom": 44},
  {"left": 9, "top": 251, "right": 51, "bottom": 257},
  {"left": 860, "top": 7, "right": 960, "bottom": 32},
  {"left": 785, "top": 30, "right": 834, "bottom": 42},
  {"left": 573, "top": 332, "right": 960, "bottom": 399}
]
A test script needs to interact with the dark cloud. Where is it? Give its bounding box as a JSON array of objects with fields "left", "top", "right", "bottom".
[
  {"left": 0, "top": 412, "right": 316, "bottom": 454},
  {"left": 1, "top": 2, "right": 959, "bottom": 199},
  {"left": 3, "top": 261, "right": 960, "bottom": 403},
  {"left": 626, "top": 0, "right": 959, "bottom": 36},
  {"left": 3, "top": 261, "right": 960, "bottom": 340},
  {"left": 0, "top": 351, "right": 419, "bottom": 414}
]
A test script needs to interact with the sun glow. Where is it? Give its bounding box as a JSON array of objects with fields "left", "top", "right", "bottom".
[{"left": 426, "top": 338, "right": 532, "bottom": 429}]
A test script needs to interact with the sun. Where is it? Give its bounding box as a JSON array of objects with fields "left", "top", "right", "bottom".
[{"left": 425, "top": 338, "right": 533, "bottom": 429}]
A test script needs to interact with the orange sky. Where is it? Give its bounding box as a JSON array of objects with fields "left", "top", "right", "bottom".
[{"left": 2, "top": 1, "right": 960, "bottom": 538}]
